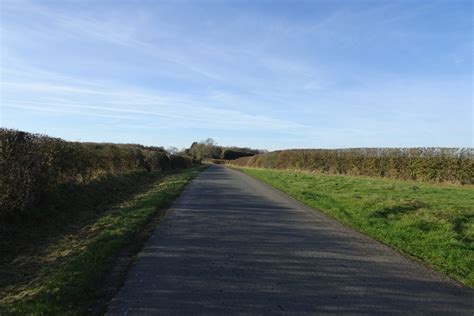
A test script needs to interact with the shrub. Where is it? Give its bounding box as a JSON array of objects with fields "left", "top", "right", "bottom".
[
  {"left": 229, "top": 148, "right": 474, "bottom": 184},
  {"left": 0, "top": 129, "right": 196, "bottom": 220}
]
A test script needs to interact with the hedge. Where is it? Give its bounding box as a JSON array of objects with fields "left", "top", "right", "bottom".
[
  {"left": 229, "top": 148, "right": 474, "bottom": 184},
  {"left": 0, "top": 129, "right": 196, "bottom": 220}
]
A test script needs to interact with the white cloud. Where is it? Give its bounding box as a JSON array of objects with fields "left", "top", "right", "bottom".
[
  {"left": 2, "top": 65, "right": 310, "bottom": 133},
  {"left": 1, "top": 0, "right": 471, "bottom": 148}
]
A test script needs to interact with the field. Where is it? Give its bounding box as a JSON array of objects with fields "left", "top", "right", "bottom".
[
  {"left": 2, "top": 129, "right": 473, "bottom": 313},
  {"left": 237, "top": 167, "right": 474, "bottom": 287},
  {"left": 0, "top": 166, "right": 206, "bottom": 315}
]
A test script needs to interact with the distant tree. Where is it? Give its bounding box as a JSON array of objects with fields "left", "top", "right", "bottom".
[
  {"left": 204, "top": 138, "right": 217, "bottom": 147},
  {"left": 185, "top": 138, "right": 220, "bottom": 160},
  {"left": 220, "top": 147, "right": 259, "bottom": 160},
  {"left": 166, "top": 146, "right": 179, "bottom": 155},
  {"left": 184, "top": 139, "right": 261, "bottom": 161}
]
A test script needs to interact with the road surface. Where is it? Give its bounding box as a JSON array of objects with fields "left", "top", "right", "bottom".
[{"left": 107, "top": 165, "right": 473, "bottom": 314}]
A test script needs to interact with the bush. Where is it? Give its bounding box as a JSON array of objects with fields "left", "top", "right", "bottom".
[
  {"left": 0, "top": 129, "right": 196, "bottom": 220},
  {"left": 229, "top": 148, "right": 474, "bottom": 184},
  {"left": 170, "top": 155, "right": 194, "bottom": 169},
  {"left": 220, "top": 148, "right": 260, "bottom": 160}
]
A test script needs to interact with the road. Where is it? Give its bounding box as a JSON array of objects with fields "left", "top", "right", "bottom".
[{"left": 107, "top": 165, "right": 473, "bottom": 314}]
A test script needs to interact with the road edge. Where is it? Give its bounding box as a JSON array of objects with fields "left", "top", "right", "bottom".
[{"left": 226, "top": 165, "right": 473, "bottom": 291}]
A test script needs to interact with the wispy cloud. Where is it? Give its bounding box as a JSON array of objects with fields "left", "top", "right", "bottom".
[
  {"left": 2, "top": 64, "right": 310, "bottom": 134},
  {"left": 1, "top": 0, "right": 472, "bottom": 148}
]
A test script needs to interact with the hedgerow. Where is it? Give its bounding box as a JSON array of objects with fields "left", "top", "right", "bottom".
[
  {"left": 0, "top": 129, "right": 195, "bottom": 220},
  {"left": 229, "top": 148, "right": 474, "bottom": 184}
]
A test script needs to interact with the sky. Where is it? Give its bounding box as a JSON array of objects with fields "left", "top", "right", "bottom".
[{"left": 0, "top": 0, "right": 472, "bottom": 150}]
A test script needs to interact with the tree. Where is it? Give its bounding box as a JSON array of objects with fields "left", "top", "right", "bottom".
[
  {"left": 186, "top": 138, "right": 220, "bottom": 160},
  {"left": 166, "top": 146, "right": 179, "bottom": 155},
  {"left": 185, "top": 138, "right": 260, "bottom": 161}
]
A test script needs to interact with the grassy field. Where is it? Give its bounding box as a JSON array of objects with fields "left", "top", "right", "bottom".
[
  {"left": 0, "top": 166, "right": 206, "bottom": 315},
  {"left": 238, "top": 167, "right": 474, "bottom": 288}
]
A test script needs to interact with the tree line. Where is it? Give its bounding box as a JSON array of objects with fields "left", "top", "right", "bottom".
[{"left": 183, "top": 138, "right": 264, "bottom": 161}]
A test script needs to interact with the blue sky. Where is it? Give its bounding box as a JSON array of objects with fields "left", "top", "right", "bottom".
[{"left": 1, "top": 0, "right": 472, "bottom": 150}]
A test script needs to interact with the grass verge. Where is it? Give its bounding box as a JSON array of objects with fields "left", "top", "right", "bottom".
[
  {"left": 237, "top": 167, "right": 474, "bottom": 288},
  {"left": 0, "top": 166, "right": 206, "bottom": 315}
]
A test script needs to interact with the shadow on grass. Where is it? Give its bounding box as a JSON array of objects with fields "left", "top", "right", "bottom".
[
  {"left": 107, "top": 165, "right": 474, "bottom": 315},
  {"left": 0, "top": 166, "right": 205, "bottom": 314},
  {"left": 450, "top": 213, "right": 474, "bottom": 244},
  {"left": 0, "top": 171, "right": 164, "bottom": 269},
  {"left": 372, "top": 201, "right": 425, "bottom": 219}
]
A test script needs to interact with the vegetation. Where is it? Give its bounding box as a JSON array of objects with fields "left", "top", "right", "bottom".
[
  {"left": 0, "top": 128, "right": 196, "bottom": 220},
  {"left": 185, "top": 138, "right": 262, "bottom": 161},
  {"left": 237, "top": 167, "right": 474, "bottom": 287},
  {"left": 0, "top": 129, "right": 201, "bottom": 312},
  {"left": 0, "top": 166, "right": 206, "bottom": 315},
  {"left": 230, "top": 148, "right": 474, "bottom": 184}
]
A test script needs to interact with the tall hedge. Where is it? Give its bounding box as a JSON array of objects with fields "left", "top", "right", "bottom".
[
  {"left": 0, "top": 129, "right": 195, "bottom": 219},
  {"left": 229, "top": 148, "right": 474, "bottom": 184}
]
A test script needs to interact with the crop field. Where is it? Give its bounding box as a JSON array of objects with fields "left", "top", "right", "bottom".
[{"left": 237, "top": 167, "right": 474, "bottom": 287}]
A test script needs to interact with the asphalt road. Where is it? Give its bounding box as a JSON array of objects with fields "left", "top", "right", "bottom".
[{"left": 107, "top": 165, "right": 473, "bottom": 315}]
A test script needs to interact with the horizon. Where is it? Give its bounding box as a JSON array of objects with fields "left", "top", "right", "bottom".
[
  {"left": 4, "top": 127, "right": 474, "bottom": 153},
  {"left": 1, "top": 0, "right": 473, "bottom": 150}
]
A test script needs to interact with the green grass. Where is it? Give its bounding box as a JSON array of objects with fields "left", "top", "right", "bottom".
[
  {"left": 238, "top": 167, "right": 474, "bottom": 288},
  {"left": 0, "top": 166, "right": 206, "bottom": 315}
]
